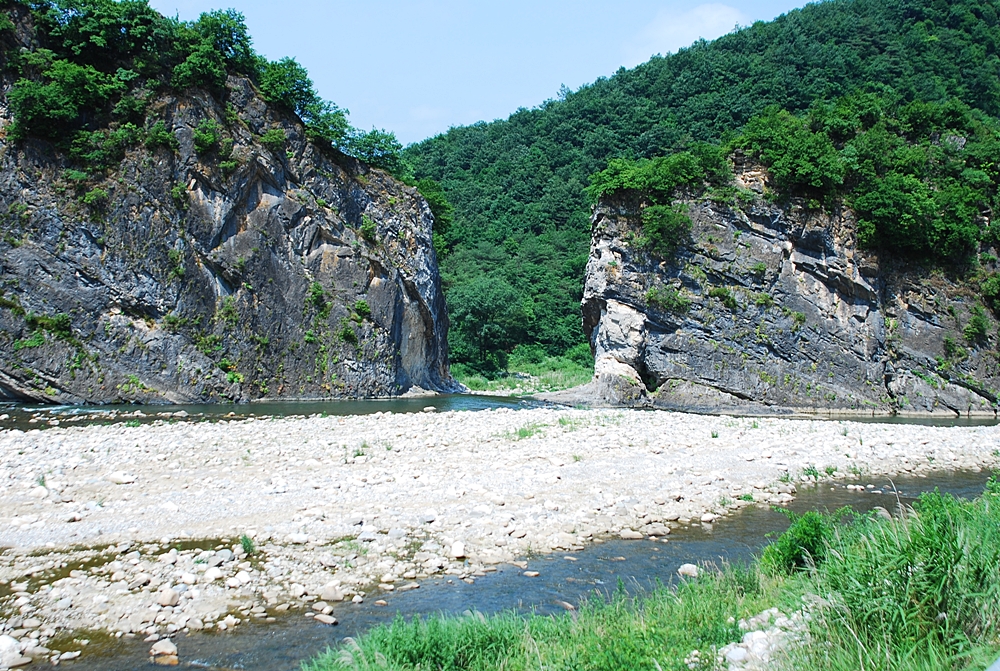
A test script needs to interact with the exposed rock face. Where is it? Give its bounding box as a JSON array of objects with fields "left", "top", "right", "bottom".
[
  {"left": 580, "top": 169, "right": 999, "bottom": 416},
  {"left": 0, "top": 78, "right": 459, "bottom": 403}
]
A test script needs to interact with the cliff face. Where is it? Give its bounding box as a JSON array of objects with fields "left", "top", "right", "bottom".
[
  {"left": 581, "top": 163, "right": 999, "bottom": 416},
  {"left": 0, "top": 79, "right": 459, "bottom": 404}
]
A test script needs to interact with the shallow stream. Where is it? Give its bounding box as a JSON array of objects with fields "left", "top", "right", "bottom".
[{"left": 62, "top": 468, "right": 995, "bottom": 671}]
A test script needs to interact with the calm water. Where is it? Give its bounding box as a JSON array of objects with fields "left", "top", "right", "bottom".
[
  {"left": 64, "top": 469, "right": 995, "bottom": 671},
  {"left": 2, "top": 395, "right": 995, "bottom": 433},
  {"left": 0, "top": 394, "right": 541, "bottom": 431}
]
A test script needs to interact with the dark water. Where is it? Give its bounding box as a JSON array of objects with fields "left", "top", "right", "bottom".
[
  {"left": 0, "top": 394, "right": 542, "bottom": 431},
  {"left": 63, "top": 469, "right": 995, "bottom": 671}
]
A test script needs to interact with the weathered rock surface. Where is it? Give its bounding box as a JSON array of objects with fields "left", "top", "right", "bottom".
[
  {"left": 575, "top": 164, "right": 999, "bottom": 416},
  {"left": 0, "top": 47, "right": 458, "bottom": 403}
]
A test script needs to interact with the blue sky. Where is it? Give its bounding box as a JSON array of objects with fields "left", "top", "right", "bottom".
[{"left": 149, "top": 1, "right": 807, "bottom": 145}]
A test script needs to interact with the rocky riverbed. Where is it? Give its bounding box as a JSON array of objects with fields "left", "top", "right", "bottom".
[{"left": 0, "top": 407, "right": 997, "bottom": 667}]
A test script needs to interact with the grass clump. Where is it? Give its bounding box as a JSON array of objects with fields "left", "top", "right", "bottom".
[
  {"left": 708, "top": 286, "right": 738, "bottom": 311},
  {"left": 645, "top": 285, "right": 691, "bottom": 314},
  {"left": 259, "top": 127, "right": 286, "bottom": 153},
  {"left": 964, "top": 306, "right": 991, "bottom": 346},
  {"left": 789, "top": 480, "right": 1000, "bottom": 670}
]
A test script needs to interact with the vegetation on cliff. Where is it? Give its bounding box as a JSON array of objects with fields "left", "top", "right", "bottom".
[
  {"left": 591, "top": 91, "right": 1000, "bottom": 269},
  {"left": 1, "top": 0, "right": 403, "bottom": 171},
  {"left": 405, "top": 0, "right": 1000, "bottom": 375},
  {"left": 305, "top": 480, "right": 1000, "bottom": 671}
]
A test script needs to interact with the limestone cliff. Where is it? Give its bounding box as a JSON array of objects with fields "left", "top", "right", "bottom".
[
  {"left": 579, "top": 161, "right": 999, "bottom": 416},
  {"left": 0, "top": 79, "right": 459, "bottom": 403}
]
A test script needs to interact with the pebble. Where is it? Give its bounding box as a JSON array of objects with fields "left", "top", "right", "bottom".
[
  {"left": 320, "top": 586, "right": 344, "bottom": 602},
  {"left": 313, "top": 614, "right": 337, "bottom": 625},
  {"left": 149, "top": 639, "right": 177, "bottom": 657},
  {"left": 156, "top": 589, "right": 180, "bottom": 607},
  {"left": 107, "top": 471, "right": 136, "bottom": 485}
]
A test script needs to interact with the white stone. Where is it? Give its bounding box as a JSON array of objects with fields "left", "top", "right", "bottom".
[
  {"left": 320, "top": 585, "right": 344, "bottom": 602},
  {"left": 677, "top": 563, "right": 699, "bottom": 578},
  {"left": 157, "top": 589, "right": 180, "bottom": 607},
  {"left": 150, "top": 638, "right": 177, "bottom": 657},
  {"left": 449, "top": 541, "right": 466, "bottom": 558},
  {"left": 726, "top": 646, "right": 749, "bottom": 663},
  {"left": 0, "top": 635, "right": 19, "bottom": 655},
  {"left": 202, "top": 567, "right": 223, "bottom": 582},
  {"left": 107, "top": 471, "right": 136, "bottom": 485}
]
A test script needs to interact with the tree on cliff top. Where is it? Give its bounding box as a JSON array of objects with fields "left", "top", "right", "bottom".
[{"left": 3, "top": 0, "right": 404, "bottom": 171}]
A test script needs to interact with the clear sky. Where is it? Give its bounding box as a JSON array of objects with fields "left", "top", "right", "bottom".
[{"left": 148, "top": 1, "right": 808, "bottom": 145}]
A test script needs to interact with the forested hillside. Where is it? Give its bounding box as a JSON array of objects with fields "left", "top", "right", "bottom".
[{"left": 405, "top": 0, "right": 1000, "bottom": 376}]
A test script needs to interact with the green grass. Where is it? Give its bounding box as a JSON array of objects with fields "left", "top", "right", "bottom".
[
  {"left": 506, "top": 423, "right": 547, "bottom": 441},
  {"left": 454, "top": 354, "right": 593, "bottom": 395},
  {"left": 303, "top": 480, "right": 1000, "bottom": 671},
  {"left": 304, "top": 568, "right": 777, "bottom": 671}
]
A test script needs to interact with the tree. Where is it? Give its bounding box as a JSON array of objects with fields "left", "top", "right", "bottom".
[
  {"left": 258, "top": 57, "right": 350, "bottom": 147},
  {"left": 447, "top": 276, "right": 528, "bottom": 376},
  {"left": 346, "top": 128, "right": 405, "bottom": 174},
  {"left": 192, "top": 9, "right": 256, "bottom": 74}
]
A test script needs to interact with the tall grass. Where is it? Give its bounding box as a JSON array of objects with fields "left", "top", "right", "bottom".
[
  {"left": 785, "top": 479, "right": 1000, "bottom": 671},
  {"left": 302, "top": 481, "right": 1000, "bottom": 671}
]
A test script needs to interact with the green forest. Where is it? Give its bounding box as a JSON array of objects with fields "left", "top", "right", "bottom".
[{"left": 404, "top": 0, "right": 1000, "bottom": 377}]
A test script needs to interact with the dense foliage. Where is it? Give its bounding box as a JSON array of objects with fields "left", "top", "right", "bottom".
[
  {"left": 593, "top": 92, "right": 1000, "bottom": 267},
  {"left": 405, "top": 0, "right": 1000, "bottom": 373},
  {"left": 2, "top": 0, "right": 404, "bottom": 170},
  {"left": 737, "top": 92, "right": 1000, "bottom": 264}
]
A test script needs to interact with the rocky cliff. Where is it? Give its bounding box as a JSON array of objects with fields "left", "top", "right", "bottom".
[
  {"left": 579, "top": 161, "right": 999, "bottom": 416},
  {"left": 0, "top": 78, "right": 459, "bottom": 404}
]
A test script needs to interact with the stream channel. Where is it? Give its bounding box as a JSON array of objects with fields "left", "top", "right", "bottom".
[{"left": 58, "top": 466, "right": 994, "bottom": 670}]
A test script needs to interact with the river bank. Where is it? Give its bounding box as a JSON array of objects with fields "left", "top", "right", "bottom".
[{"left": 0, "top": 408, "right": 998, "bottom": 666}]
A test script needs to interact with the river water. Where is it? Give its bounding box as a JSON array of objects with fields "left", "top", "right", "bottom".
[
  {"left": 0, "top": 394, "right": 541, "bottom": 432},
  {"left": 2, "top": 395, "right": 995, "bottom": 433},
  {"left": 61, "top": 468, "right": 994, "bottom": 671}
]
